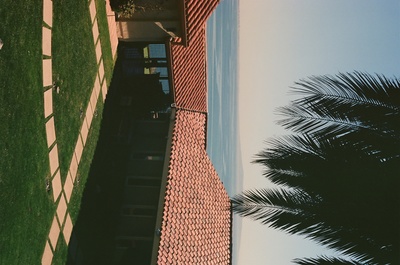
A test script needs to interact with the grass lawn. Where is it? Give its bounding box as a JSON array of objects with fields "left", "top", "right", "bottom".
[
  {"left": 0, "top": 0, "right": 115, "bottom": 263},
  {"left": 52, "top": 96, "right": 105, "bottom": 265},
  {"left": 52, "top": 0, "right": 98, "bottom": 184},
  {"left": 0, "top": 0, "right": 55, "bottom": 264},
  {"left": 52, "top": 0, "right": 114, "bottom": 185},
  {"left": 96, "top": 0, "right": 115, "bottom": 85}
]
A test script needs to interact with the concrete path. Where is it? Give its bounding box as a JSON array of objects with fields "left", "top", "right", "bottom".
[
  {"left": 106, "top": 0, "right": 119, "bottom": 60},
  {"left": 41, "top": 0, "right": 118, "bottom": 264}
]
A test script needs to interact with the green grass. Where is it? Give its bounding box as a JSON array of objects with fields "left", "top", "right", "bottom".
[
  {"left": 0, "top": 0, "right": 115, "bottom": 263},
  {"left": 68, "top": 96, "right": 104, "bottom": 223},
  {"left": 52, "top": 0, "right": 98, "bottom": 184},
  {"left": 51, "top": 96, "right": 105, "bottom": 265},
  {"left": 51, "top": 235, "right": 68, "bottom": 265},
  {"left": 95, "top": 0, "right": 116, "bottom": 84},
  {"left": 0, "top": 0, "right": 55, "bottom": 264},
  {"left": 50, "top": 0, "right": 116, "bottom": 263}
]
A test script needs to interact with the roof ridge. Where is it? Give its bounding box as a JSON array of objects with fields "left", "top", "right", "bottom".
[{"left": 174, "top": 105, "right": 208, "bottom": 115}]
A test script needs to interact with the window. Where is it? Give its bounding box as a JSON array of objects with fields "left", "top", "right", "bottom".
[{"left": 148, "top": 44, "right": 166, "bottom": 58}]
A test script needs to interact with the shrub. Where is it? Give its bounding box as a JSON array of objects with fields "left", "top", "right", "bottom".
[{"left": 111, "top": 0, "right": 164, "bottom": 18}]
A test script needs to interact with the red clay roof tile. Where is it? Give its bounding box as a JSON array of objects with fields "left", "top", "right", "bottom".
[
  {"left": 157, "top": 110, "right": 231, "bottom": 264},
  {"left": 180, "top": 0, "right": 220, "bottom": 46},
  {"left": 170, "top": 28, "right": 208, "bottom": 113}
]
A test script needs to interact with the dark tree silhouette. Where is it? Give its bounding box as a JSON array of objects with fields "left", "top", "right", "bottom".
[{"left": 232, "top": 72, "right": 400, "bottom": 264}]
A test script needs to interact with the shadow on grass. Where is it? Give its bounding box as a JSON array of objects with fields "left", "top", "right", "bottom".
[{"left": 67, "top": 51, "right": 171, "bottom": 264}]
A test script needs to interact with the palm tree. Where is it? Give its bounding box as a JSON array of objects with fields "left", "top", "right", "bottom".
[
  {"left": 293, "top": 256, "right": 364, "bottom": 265},
  {"left": 232, "top": 72, "right": 400, "bottom": 264}
]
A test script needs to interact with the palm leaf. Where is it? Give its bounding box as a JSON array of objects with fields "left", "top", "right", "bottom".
[
  {"left": 293, "top": 256, "right": 366, "bottom": 265},
  {"left": 231, "top": 188, "right": 315, "bottom": 222},
  {"left": 253, "top": 134, "right": 396, "bottom": 195},
  {"left": 252, "top": 133, "right": 399, "bottom": 248},
  {"left": 277, "top": 72, "right": 400, "bottom": 141},
  {"left": 232, "top": 188, "right": 396, "bottom": 263}
]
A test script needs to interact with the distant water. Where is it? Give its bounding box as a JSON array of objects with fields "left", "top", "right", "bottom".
[
  {"left": 206, "top": 2, "right": 241, "bottom": 263},
  {"left": 206, "top": 0, "right": 240, "bottom": 197}
]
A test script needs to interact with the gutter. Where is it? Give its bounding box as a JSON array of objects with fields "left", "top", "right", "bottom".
[
  {"left": 178, "top": 0, "right": 188, "bottom": 46},
  {"left": 150, "top": 107, "right": 176, "bottom": 265}
]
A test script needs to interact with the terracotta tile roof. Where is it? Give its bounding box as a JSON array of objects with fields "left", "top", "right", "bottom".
[
  {"left": 180, "top": 0, "right": 220, "bottom": 46},
  {"left": 157, "top": 110, "right": 231, "bottom": 264},
  {"left": 170, "top": 28, "right": 208, "bottom": 113}
]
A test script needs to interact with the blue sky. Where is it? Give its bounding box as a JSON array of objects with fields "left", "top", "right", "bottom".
[
  {"left": 206, "top": 0, "right": 239, "bottom": 197},
  {"left": 237, "top": 0, "right": 400, "bottom": 264},
  {"left": 206, "top": 1, "right": 241, "bottom": 263}
]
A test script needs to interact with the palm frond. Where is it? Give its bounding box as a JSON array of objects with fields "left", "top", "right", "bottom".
[
  {"left": 293, "top": 256, "right": 366, "bottom": 265},
  {"left": 277, "top": 72, "right": 400, "bottom": 140},
  {"left": 253, "top": 135, "right": 328, "bottom": 189},
  {"left": 293, "top": 72, "right": 400, "bottom": 112},
  {"left": 252, "top": 134, "right": 396, "bottom": 195},
  {"left": 231, "top": 189, "right": 389, "bottom": 262},
  {"left": 231, "top": 188, "right": 316, "bottom": 221},
  {"left": 252, "top": 134, "right": 399, "bottom": 237}
]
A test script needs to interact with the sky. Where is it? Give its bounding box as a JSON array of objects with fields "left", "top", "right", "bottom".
[
  {"left": 207, "top": 0, "right": 239, "bottom": 197},
  {"left": 206, "top": 1, "right": 241, "bottom": 263},
  {"left": 236, "top": 0, "right": 400, "bottom": 264}
]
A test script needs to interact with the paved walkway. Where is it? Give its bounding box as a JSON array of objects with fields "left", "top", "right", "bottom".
[
  {"left": 106, "top": 2, "right": 118, "bottom": 60},
  {"left": 41, "top": 0, "right": 118, "bottom": 264}
]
